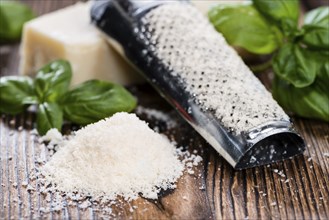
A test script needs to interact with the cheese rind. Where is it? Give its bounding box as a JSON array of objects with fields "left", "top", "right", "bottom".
[{"left": 20, "top": 2, "right": 143, "bottom": 86}]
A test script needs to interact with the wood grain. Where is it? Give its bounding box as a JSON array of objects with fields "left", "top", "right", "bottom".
[{"left": 1, "top": 1, "right": 329, "bottom": 219}]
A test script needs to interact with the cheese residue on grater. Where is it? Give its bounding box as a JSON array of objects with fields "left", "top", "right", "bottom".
[{"left": 141, "top": 3, "right": 289, "bottom": 134}]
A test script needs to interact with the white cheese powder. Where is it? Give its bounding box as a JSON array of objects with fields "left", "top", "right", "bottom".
[{"left": 41, "top": 112, "right": 199, "bottom": 200}]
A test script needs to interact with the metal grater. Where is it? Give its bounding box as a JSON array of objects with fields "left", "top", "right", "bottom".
[{"left": 91, "top": 0, "right": 305, "bottom": 169}]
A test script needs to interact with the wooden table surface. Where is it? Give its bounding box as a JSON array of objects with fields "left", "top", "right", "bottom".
[{"left": 1, "top": 1, "right": 329, "bottom": 219}]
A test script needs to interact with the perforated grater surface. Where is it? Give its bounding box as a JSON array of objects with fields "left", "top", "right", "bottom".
[{"left": 91, "top": 0, "right": 305, "bottom": 169}]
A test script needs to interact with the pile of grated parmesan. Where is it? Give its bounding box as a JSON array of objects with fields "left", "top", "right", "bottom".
[{"left": 41, "top": 112, "right": 201, "bottom": 201}]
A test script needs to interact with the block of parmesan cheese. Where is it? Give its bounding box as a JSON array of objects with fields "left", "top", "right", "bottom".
[{"left": 19, "top": 2, "right": 143, "bottom": 86}]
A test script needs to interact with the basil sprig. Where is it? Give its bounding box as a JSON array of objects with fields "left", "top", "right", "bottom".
[
  {"left": 0, "top": 60, "right": 137, "bottom": 135},
  {"left": 209, "top": 1, "right": 329, "bottom": 122}
]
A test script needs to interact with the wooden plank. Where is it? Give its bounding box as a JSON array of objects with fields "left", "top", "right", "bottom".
[
  {"left": 1, "top": 0, "right": 329, "bottom": 219},
  {"left": 0, "top": 100, "right": 328, "bottom": 219}
]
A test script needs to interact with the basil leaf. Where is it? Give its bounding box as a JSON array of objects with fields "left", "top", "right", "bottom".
[
  {"left": 273, "top": 63, "right": 329, "bottom": 122},
  {"left": 36, "top": 102, "right": 63, "bottom": 135},
  {"left": 0, "top": 1, "right": 35, "bottom": 42},
  {"left": 281, "top": 18, "right": 300, "bottom": 39},
  {"left": 302, "top": 7, "right": 329, "bottom": 49},
  {"left": 60, "top": 80, "right": 137, "bottom": 125},
  {"left": 208, "top": 4, "right": 281, "bottom": 54},
  {"left": 272, "top": 43, "right": 318, "bottom": 88},
  {"left": 304, "top": 6, "right": 329, "bottom": 25},
  {"left": 35, "top": 60, "right": 72, "bottom": 102},
  {"left": 253, "top": 0, "right": 299, "bottom": 28},
  {"left": 0, "top": 76, "right": 37, "bottom": 114},
  {"left": 302, "top": 25, "right": 329, "bottom": 49}
]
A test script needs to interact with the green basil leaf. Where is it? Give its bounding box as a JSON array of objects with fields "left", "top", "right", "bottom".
[
  {"left": 281, "top": 18, "right": 300, "bottom": 39},
  {"left": 0, "top": 76, "right": 37, "bottom": 114},
  {"left": 36, "top": 102, "right": 63, "bottom": 135},
  {"left": 302, "top": 25, "right": 329, "bottom": 49},
  {"left": 253, "top": 0, "right": 299, "bottom": 28},
  {"left": 0, "top": 1, "right": 35, "bottom": 42},
  {"left": 60, "top": 80, "right": 137, "bottom": 125},
  {"left": 304, "top": 6, "right": 329, "bottom": 26},
  {"left": 302, "top": 7, "right": 329, "bottom": 49},
  {"left": 318, "top": 49, "right": 329, "bottom": 57},
  {"left": 208, "top": 4, "right": 281, "bottom": 54},
  {"left": 272, "top": 43, "right": 318, "bottom": 88},
  {"left": 273, "top": 63, "right": 329, "bottom": 122},
  {"left": 35, "top": 60, "right": 72, "bottom": 102}
]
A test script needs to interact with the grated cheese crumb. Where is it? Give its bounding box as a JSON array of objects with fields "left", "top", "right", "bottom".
[{"left": 135, "top": 106, "right": 177, "bottom": 129}]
